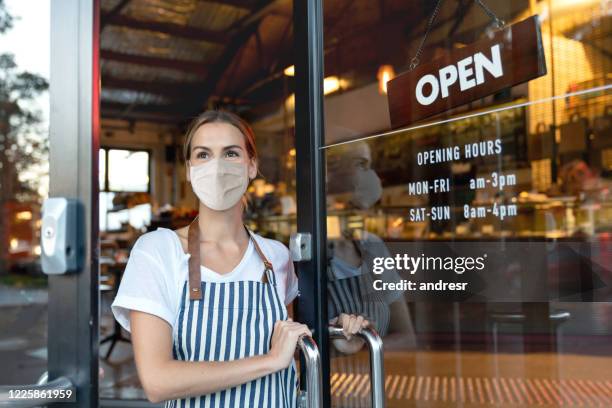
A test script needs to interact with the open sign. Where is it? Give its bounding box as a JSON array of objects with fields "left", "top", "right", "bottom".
[
  {"left": 387, "top": 15, "right": 547, "bottom": 129},
  {"left": 415, "top": 43, "right": 504, "bottom": 106}
]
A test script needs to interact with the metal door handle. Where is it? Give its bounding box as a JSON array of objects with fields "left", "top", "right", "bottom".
[
  {"left": 0, "top": 376, "right": 74, "bottom": 407},
  {"left": 296, "top": 334, "right": 323, "bottom": 408},
  {"left": 329, "top": 325, "right": 385, "bottom": 408}
]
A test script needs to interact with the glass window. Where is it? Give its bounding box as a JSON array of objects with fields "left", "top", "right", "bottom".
[
  {"left": 99, "top": 148, "right": 106, "bottom": 190},
  {"left": 107, "top": 149, "right": 150, "bottom": 192},
  {"left": 323, "top": 0, "right": 611, "bottom": 406},
  {"left": 99, "top": 191, "right": 151, "bottom": 232},
  {"left": 0, "top": 0, "right": 50, "bottom": 386},
  {"left": 99, "top": 148, "right": 151, "bottom": 231}
]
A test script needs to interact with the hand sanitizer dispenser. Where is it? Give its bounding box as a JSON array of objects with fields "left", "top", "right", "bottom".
[{"left": 41, "top": 197, "right": 83, "bottom": 274}]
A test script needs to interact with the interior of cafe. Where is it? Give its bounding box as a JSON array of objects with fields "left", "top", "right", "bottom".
[
  {"left": 91, "top": 0, "right": 612, "bottom": 405},
  {"left": 1, "top": 0, "right": 610, "bottom": 406}
]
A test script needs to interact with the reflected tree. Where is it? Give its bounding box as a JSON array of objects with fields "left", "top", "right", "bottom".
[{"left": 0, "top": 0, "right": 49, "bottom": 273}]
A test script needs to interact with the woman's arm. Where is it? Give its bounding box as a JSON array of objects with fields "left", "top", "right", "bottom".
[{"left": 130, "top": 310, "right": 310, "bottom": 403}]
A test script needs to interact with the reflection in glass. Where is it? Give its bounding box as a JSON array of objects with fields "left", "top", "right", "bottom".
[
  {"left": 323, "top": 0, "right": 611, "bottom": 406},
  {"left": 0, "top": 0, "right": 50, "bottom": 386},
  {"left": 326, "top": 141, "right": 417, "bottom": 407}
]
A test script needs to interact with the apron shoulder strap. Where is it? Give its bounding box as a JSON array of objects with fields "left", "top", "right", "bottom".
[
  {"left": 188, "top": 217, "right": 202, "bottom": 300},
  {"left": 244, "top": 226, "right": 272, "bottom": 284},
  {"left": 351, "top": 238, "right": 364, "bottom": 258}
]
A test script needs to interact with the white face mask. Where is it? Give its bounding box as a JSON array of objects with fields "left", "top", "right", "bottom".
[
  {"left": 189, "top": 159, "right": 249, "bottom": 211},
  {"left": 351, "top": 168, "right": 382, "bottom": 209}
]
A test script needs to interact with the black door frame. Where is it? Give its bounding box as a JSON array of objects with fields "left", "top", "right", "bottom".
[{"left": 293, "top": 0, "right": 331, "bottom": 406}]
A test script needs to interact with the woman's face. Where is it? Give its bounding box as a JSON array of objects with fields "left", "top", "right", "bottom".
[
  {"left": 326, "top": 142, "right": 373, "bottom": 193},
  {"left": 186, "top": 122, "right": 257, "bottom": 181}
]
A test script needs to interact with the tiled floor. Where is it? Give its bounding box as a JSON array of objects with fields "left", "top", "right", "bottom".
[{"left": 331, "top": 351, "right": 612, "bottom": 407}]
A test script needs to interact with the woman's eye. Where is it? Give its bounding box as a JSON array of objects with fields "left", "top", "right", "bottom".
[
  {"left": 355, "top": 160, "right": 368, "bottom": 170},
  {"left": 196, "top": 152, "right": 208, "bottom": 159},
  {"left": 225, "top": 150, "right": 239, "bottom": 158}
]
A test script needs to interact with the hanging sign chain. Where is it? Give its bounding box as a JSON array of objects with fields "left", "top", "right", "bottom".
[
  {"left": 409, "top": 0, "right": 445, "bottom": 71},
  {"left": 409, "top": 0, "right": 506, "bottom": 71},
  {"left": 474, "top": 0, "right": 505, "bottom": 29}
]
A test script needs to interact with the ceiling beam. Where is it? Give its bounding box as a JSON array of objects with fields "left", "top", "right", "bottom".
[
  {"left": 101, "top": 49, "right": 207, "bottom": 75},
  {"left": 101, "top": 110, "right": 185, "bottom": 124},
  {"left": 202, "top": 0, "right": 254, "bottom": 10},
  {"left": 101, "top": 0, "right": 131, "bottom": 30},
  {"left": 104, "top": 14, "right": 226, "bottom": 43},
  {"left": 186, "top": 26, "right": 259, "bottom": 111},
  {"left": 232, "top": 0, "right": 278, "bottom": 28},
  {"left": 103, "top": 76, "right": 200, "bottom": 98},
  {"left": 238, "top": 4, "right": 457, "bottom": 100},
  {"left": 101, "top": 101, "right": 187, "bottom": 115},
  {"left": 101, "top": 102, "right": 188, "bottom": 124},
  {"left": 184, "top": 0, "right": 280, "bottom": 114}
]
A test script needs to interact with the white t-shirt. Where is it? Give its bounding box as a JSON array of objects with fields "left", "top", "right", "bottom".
[{"left": 111, "top": 227, "right": 299, "bottom": 333}]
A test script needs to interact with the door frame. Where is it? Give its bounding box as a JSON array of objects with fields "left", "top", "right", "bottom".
[
  {"left": 292, "top": 0, "right": 331, "bottom": 406},
  {"left": 49, "top": 0, "right": 330, "bottom": 406},
  {"left": 49, "top": 0, "right": 99, "bottom": 406}
]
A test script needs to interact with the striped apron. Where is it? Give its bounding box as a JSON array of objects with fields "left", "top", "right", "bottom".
[{"left": 165, "top": 220, "right": 298, "bottom": 408}]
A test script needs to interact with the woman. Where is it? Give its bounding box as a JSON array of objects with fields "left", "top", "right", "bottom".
[{"left": 111, "top": 110, "right": 368, "bottom": 407}]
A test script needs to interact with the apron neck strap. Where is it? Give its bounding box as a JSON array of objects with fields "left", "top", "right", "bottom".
[
  {"left": 243, "top": 225, "right": 273, "bottom": 284},
  {"left": 350, "top": 237, "right": 363, "bottom": 258},
  {"left": 188, "top": 216, "right": 202, "bottom": 300},
  {"left": 187, "top": 218, "right": 273, "bottom": 300}
]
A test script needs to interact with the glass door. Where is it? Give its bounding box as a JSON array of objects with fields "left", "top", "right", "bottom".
[
  {"left": 318, "top": 0, "right": 612, "bottom": 407},
  {"left": 0, "top": 1, "right": 99, "bottom": 408},
  {"left": 292, "top": 0, "right": 332, "bottom": 405},
  {"left": 0, "top": 0, "right": 51, "bottom": 392}
]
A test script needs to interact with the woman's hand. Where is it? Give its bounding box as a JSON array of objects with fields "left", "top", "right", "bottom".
[
  {"left": 329, "top": 313, "right": 369, "bottom": 354},
  {"left": 268, "top": 318, "right": 312, "bottom": 371},
  {"left": 330, "top": 313, "right": 369, "bottom": 340}
]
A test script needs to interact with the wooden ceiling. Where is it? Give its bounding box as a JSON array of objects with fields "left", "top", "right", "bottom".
[
  {"left": 100, "top": 0, "right": 294, "bottom": 125},
  {"left": 100, "top": 0, "right": 527, "bottom": 126}
]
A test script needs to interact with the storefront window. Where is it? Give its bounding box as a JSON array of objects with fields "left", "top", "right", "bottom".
[
  {"left": 106, "top": 148, "right": 150, "bottom": 192},
  {"left": 323, "top": 0, "right": 611, "bottom": 406},
  {"left": 0, "top": 0, "right": 50, "bottom": 386},
  {"left": 99, "top": 148, "right": 151, "bottom": 231}
]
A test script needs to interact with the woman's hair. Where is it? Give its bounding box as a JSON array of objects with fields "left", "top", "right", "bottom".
[{"left": 183, "top": 110, "right": 258, "bottom": 163}]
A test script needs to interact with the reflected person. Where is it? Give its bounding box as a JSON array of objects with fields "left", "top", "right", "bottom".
[{"left": 326, "top": 141, "right": 417, "bottom": 352}]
